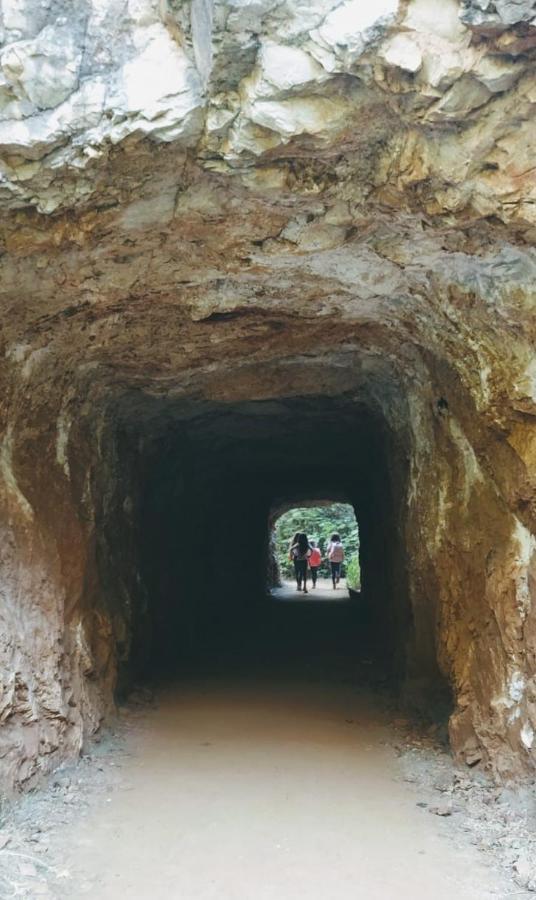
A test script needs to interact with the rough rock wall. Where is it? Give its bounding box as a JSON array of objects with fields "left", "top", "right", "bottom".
[
  {"left": 0, "top": 377, "right": 105, "bottom": 788},
  {"left": 0, "top": 0, "right": 535, "bottom": 789}
]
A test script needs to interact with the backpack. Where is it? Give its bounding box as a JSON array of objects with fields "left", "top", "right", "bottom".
[
  {"left": 329, "top": 542, "right": 344, "bottom": 562},
  {"left": 309, "top": 548, "right": 321, "bottom": 567}
]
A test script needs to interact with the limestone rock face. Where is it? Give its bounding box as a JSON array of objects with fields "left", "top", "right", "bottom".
[
  {"left": 0, "top": 0, "right": 535, "bottom": 790},
  {"left": 460, "top": 0, "right": 536, "bottom": 29}
]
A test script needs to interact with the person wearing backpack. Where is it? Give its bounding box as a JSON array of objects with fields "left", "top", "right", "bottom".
[
  {"left": 326, "top": 532, "right": 344, "bottom": 589},
  {"left": 308, "top": 540, "right": 322, "bottom": 588},
  {"left": 290, "top": 532, "right": 312, "bottom": 593}
]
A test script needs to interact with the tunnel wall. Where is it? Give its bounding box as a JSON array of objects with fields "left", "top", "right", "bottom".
[
  {"left": 0, "top": 374, "right": 116, "bottom": 790},
  {"left": 1, "top": 358, "right": 535, "bottom": 792},
  {"left": 0, "top": 367, "right": 159, "bottom": 792},
  {"left": 403, "top": 372, "right": 536, "bottom": 776}
]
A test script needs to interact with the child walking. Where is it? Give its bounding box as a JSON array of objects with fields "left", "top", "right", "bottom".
[{"left": 308, "top": 540, "right": 322, "bottom": 588}]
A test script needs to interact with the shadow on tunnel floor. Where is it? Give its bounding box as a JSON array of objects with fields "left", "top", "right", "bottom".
[{"left": 146, "top": 588, "right": 391, "bottom": 701}]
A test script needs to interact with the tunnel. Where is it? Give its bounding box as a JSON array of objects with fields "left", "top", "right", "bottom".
[
  {"left": 2, "top": 233, "right": 535, "bottom": 790},
  {"left": 2, "top": 291, "right": 535, "bottom": 789},
  {"left": 1, "top": 298, "right": 528, "bottom": 791},
  {"left": 1, "top": 0, "right": 535, "bottom": 799}
]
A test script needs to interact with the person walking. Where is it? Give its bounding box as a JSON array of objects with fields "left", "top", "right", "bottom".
[
  {"left": 288, "top": 531, "right": 301, "bottom": 585},
  {"left": 308, "top": 540, "right": 322, "bottom": 588},
  {"left": 326, "top": 532, "right": 345, "bottom": 589},
  {"left": 291, "top": 532, "right": 312, "bottom": 593}
]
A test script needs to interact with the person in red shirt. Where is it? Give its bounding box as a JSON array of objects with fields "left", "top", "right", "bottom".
[{"left": 308, "top": 540, "right": 322, "bottom": 588}]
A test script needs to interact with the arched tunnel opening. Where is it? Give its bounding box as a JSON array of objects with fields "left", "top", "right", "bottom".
[
  {"left": 2, "top": 294, "right": 534, "bottom": 797},
  {"left": 268, "top": 500, "right": 360, "bottom": 593},
  {"left": 91, "top": 355, "right": 452, "bottom": 728}
]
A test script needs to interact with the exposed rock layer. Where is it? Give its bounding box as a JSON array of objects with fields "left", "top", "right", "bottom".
[{"left": 0, "top": 0, "right": 535, "bottom": 789}]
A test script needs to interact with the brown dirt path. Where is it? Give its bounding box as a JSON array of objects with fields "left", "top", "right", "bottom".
[
  {"left": 2, "top": 597, "right": 519, "bottom": 898},
  {"left": 53, "top": 674, "right": 511, "bottom": 899}
]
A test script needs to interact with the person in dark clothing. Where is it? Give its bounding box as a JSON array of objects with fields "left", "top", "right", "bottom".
[
  {"left": 291, "top": 532, "right": 312, "bottom": 593},
  {"left": 288, "top": 531, "right": 301, "bottom": 584}
]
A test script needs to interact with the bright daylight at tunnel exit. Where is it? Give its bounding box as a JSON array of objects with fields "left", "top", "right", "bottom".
[{"left": 0, "top": 0, "right": 535, "bottom": 897}]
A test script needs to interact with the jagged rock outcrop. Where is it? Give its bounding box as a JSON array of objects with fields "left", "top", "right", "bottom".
[{"left": 0, "top": 0, "right": 535, "bottom": 790}]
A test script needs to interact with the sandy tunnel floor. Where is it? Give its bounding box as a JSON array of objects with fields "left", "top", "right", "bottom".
[
  {"left": 3, "top": 687, "right": 520, "bottom": 896},
  {"left": 55, "top": 678, "right": 517, "bottom": 900},
  {"left": 0, "top": 599, "right": 530, "bottom": 899}
]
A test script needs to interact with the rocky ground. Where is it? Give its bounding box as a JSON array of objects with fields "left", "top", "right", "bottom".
[
  {"left": 393, "top": 721, "right": 536, "bottom": 896},
  {"left": 0, "top": 692, "right": 151, "bottom": 899}
]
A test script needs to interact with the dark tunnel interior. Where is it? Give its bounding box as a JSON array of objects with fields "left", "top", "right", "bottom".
[{"left": 93, "top": 391, "right": 426, "bottom": 700}]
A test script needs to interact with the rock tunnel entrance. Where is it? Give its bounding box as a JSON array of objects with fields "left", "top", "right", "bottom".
[
  {"left": 0, "top": 0, "right": 535, "bottom": 798},
  {"left": 2, "top": 322, "right": 535, "bottom": 791}
]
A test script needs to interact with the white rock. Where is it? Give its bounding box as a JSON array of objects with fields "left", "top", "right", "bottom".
[
  {"left": 2, "top": 0, "right": 49, "bottom": 37},
  {"left": 380, "top": 33, "right": 423, "bottom": 73},
  {"left": 461, "top": 0, "right": 536, "bottom": 28},
  {"left": 405, "top": 0, "right": 470, "bottom": 43},
  {"left": 205, "top": 102, "right": 238, "bottom": 137},
  {"left": 112, "top": 24, "right": 203, "bottom": 132},
  {"left": 495, "top": 0, "right": 536, "bottom": 26},
  {"left": 1, "top": 25, "right": 82, "bottom": 110},
  {"left": 271, "top": 0, "right": 340, "bottom": 42},
  {"left": 126, "top": 0, "right": 162, "bottom": 27},
  {"left": 310, "top": 0, "right": 398, "bottom": 71},
  {"left": 515, "top": 852, "right": 535, "bottom": 884},
  {"left": 0, "top": 77, "right": 107, "bottom": 158},
  {"left": 223, "top": 116, "right": 282, "bottom": 157},
  {"left": 253, "top": 41, "right": 329, "bottom": 96},
  {"left": 0, "top": 0, "right": 531, "bottom": 214},
  {"left": 520, "top": 722, "right": 534, "bottom": 749}
]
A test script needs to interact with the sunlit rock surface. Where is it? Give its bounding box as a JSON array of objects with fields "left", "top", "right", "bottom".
[{"left": 0, "top": 0, "right": 535, "bottom": 789}]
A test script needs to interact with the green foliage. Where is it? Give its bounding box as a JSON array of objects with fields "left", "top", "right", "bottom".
[
  {"left": 345, "top": 554, "right": 361, "bottom": 590},
  {"left": 274, "top": 503, "right": 359, "bottom": 580}
]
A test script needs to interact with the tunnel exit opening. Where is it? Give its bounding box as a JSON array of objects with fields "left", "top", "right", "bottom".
[{"left": 268, "top": 501, "right": 360, "bottom": 596}]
